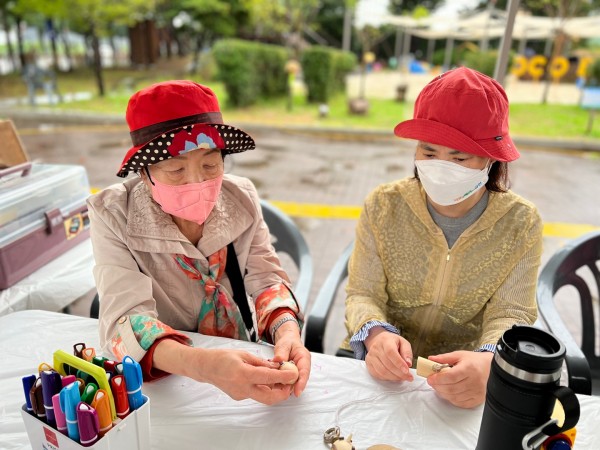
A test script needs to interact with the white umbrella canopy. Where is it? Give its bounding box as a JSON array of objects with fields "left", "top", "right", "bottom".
[
  {"left": 563, "top": 16, "right": 600, "bottom": 38},
  {"left": 409, "top": 26, "right": 506, "bottom": 40},
  {"left": 380, "top": 14, "right": 448, "bottom": 28},
  {"left": 379, "top": 8, "right": 600, "bottom": 42}
]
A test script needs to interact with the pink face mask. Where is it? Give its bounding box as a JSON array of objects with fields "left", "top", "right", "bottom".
[{"left": 149, "top": 174, "right": 223, "bottom": 225}]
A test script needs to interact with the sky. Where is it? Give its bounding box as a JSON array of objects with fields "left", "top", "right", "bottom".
[{"left": 355, "top": 0, "right": 481, "bottom": 28}]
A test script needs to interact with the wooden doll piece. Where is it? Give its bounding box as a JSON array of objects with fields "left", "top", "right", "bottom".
[
  {"left": 279, "top": 361, "right": 299, "bottom": 384},
  {"left": 332, "top": 434, "right": 355, "bottom": 450},
  {"left": 416, "top": 356, "right": 452, "bottom": 378}
]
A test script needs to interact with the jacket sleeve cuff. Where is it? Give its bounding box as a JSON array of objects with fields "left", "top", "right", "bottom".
[
  {"left": 349, "top": 320, "right": 401, "bottom": 360},
  {"left": 254, "top": 283, "right": 302, "bottom": 341},
  {"left": 110, "top": 314, "right": 192, "bottom": 362},
  {"left": 140, "top": 335, "right": 193, "bottom": 382},
  {"left": 474, "top": 343, "right": 497, "bottom": 353}
]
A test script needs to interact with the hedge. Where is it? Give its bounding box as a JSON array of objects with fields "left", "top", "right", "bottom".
[
  {"left": 301, "top": 46, "right": 357, "bottom": 103},
  {"left": 213, "top": 39, "right": 288, "bottom": 107},
  {"left": 462, "top": 50, "right": 514, "bottom": 77},
  {"left": 587, "top": 58, "right": 600, "bottom": 87}
]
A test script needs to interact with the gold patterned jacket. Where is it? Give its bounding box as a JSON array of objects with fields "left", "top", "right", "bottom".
[{"left": 342, "top": 177, "right": 542, "bottom": 357}]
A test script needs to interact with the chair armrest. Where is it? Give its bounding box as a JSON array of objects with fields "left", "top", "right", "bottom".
[
  {"left": 304, "top": 242, "right": 353, "bottom": 353},
  {"left": 260, "top": 200, "right": 313, "bottom": 312},
  {"left": 537, "top": 280, "right": 592, "bottom": 395},
  {"left": 294, "top": 251, "right": 313, "bottom": 314}
]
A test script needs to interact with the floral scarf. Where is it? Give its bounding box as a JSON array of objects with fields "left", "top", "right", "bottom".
[{"left": 173, "top": 247, "right": 251, "bottom": 341}]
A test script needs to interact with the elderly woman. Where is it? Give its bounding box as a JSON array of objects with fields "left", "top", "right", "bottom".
[
  {"left": 88, "top": 80, "right": 310, "bottom": 405},
  {"left": 342, "top": 67, "right": 543, "bottom": 408}
]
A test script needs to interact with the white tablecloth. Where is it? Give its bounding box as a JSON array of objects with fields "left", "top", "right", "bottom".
[
  {"left": 1, "top": 310, "right": 599, "bottom": 450},
  {"left": 0, "top": 239, "right": 95, "bottom": 316}
]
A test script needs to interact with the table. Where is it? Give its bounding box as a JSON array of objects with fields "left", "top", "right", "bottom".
[
  {"left": 1, "top": 310, "right": 599, "bottom": 450},
  {"left": 0, "top": 239, "right": 95, "bottom": 316}
]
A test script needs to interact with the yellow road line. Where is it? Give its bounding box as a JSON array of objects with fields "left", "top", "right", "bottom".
[
  {"left": 269, "top": 201, "right": 362, "bottom": 220},
  {"left": 542, "top": 222, "right": 600, "bottom": 238},
  {"left": 269, "top": 200, "right": 600, "bottom": 239}
]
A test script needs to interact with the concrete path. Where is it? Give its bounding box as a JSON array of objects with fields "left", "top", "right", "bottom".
[{"left": 347, "top": 71, "right": 585, "bottom": 104}]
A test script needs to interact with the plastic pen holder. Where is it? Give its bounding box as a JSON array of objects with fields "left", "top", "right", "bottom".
[
  {"left": 21, "top": 350, "right": 150, "bottom": 449},
  {"left": 21, "top": 395, "right": 150, "bottom": 450},
  {"left": 53, "top": 350, "right": 117, "bottom": 421}
]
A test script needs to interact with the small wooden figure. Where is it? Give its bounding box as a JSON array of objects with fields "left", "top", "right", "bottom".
[{"left": 416, "top": 356, "right": 452, "bottom": 378}]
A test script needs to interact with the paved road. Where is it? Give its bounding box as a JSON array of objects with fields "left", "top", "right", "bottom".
[{"left": 12, "top": 119, "right": 600, "bottom": 354}]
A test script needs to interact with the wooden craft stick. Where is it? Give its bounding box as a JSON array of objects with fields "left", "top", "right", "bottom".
[{"left": 416, "top": 356, "right": 452, "bottom": 378}]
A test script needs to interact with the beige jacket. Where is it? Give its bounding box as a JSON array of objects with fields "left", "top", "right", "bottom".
[
  {"left": 88, "top": 175, "right": 296, "bottom": 357},
  {"left": 343, "top": 177, "right": 542, "bottom": 357}
]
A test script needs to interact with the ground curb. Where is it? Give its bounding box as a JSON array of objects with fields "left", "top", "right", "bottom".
[{"left": 3, "top": 107, "right": 600, "bottom": 152}]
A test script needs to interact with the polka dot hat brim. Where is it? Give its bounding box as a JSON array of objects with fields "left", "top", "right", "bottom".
[{"left": 117, "top": 122, "right": 255, "bottom": 177}]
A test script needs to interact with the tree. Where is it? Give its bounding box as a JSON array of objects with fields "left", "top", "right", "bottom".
[
  {"left": 244, "top": 0, "right": 320, "bottom": 51},
  {"left": 58, "top": 0, "right": 156, "bottom": 96},
  {"left": 179, "top": 0, "right": 250, "bottom": 72},
  {"left": 388, "top": 0, "right": 444, "bottom": 15},
  {"left": 0, "top": 1, "right": 18, "bottom": 70},
  {"left": 311, "top": 0, "right": 344, "bottom": 46},
  {"left": 12, "top": 0, "right": 61, "bottom": 72}
]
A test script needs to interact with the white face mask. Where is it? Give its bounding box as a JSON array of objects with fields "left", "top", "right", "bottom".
[{"left": 415, "top": 159, "right": 490, "bottom": 206}]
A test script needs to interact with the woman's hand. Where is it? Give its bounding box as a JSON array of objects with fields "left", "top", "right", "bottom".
[
  {"left": 154, "top": 340, "right": 297, "bottom": 405},
  {"left": 426, "top": 351, "right": 494, "bottom": 408},
  {"left": 272, "top": 320, "right": 311, "bottom": 398},
  {"left": 364, "top": 327, "right": 414, "bottom": 382}
]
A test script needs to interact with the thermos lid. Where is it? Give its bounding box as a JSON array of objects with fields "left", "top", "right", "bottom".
[{"left": 497, "top": 325, "right": 565, "bottom": 374}]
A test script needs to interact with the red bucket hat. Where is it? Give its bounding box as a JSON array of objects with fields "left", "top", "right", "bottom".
[
  {"left": 117, "top": 80, "right": 255, "bottom": 177},
  {"left": 394, "top": 67, "right": 519, "bottom": 162}
]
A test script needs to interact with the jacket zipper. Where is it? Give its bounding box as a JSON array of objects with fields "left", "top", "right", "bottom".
[{"left": 413, "top": 248, "right": 452, "bottom": 357}]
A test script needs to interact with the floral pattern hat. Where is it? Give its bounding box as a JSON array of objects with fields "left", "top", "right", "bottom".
[{"left": 117, "top": 80, "right": 255, "bottom": 177}]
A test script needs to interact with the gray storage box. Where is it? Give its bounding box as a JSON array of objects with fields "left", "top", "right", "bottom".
[{"left": 0, "top": 163, "right": 91, "bottom": 289}]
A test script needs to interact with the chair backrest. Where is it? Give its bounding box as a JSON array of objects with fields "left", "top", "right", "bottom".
[
  {"left": 304, "top": 241, "right": 354, "bottom": 354},
  {"left": 537, "top": 230, "right": 600, "bottom": 395},
  {"left": 260, "top": 200, "right": 313, "bottom": 312}
]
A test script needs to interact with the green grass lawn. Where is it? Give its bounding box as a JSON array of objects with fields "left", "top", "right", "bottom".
[{"left": 2, "top": 67, "right": 599, "bottom": 141}]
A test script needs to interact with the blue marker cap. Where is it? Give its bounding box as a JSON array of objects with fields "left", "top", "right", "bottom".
[
  {"left": 59, "top": 381, "right": 81, "bottom": 442},
  {"left": 122, "top": 356, "right": 144, "bottom": 411},
  {"left": 22, "top": 374, "right": 36, "bottom": 412}
]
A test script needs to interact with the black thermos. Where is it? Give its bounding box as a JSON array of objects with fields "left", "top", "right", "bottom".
[{"left": 476, "top": 325, "right": 580, "bottom": 450}]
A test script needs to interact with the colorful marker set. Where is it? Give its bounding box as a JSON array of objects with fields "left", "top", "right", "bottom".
[{"left": 20, "top": 343, "right": 147, "bottom": 449}]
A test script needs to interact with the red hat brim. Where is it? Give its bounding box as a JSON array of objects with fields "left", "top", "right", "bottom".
[{"left": 394, "top": 118, "right": 519, "bottom": 162}]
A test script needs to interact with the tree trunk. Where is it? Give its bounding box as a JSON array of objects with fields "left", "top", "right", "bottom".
[
  {"left": 164, "top": 26, "right": 173, "bottom": 59},
  {"left": 342, "top": 6, "right": 352, "bottom": 52},
  {"left": 90, "top": 25, "right": 105, "bottom": 97},
  {"left": 189, "top": 32, "right": 203, "bottom": 75},
  {"left": 129, "top": 20, "right": 160, "bottom": 67},
  {"left": 1, "top": 10, "right": 17, "bottom": 71},
  {"left": 37, "top": 25, "right": 46, "bottom": 53},
  {"left": 108, "top": 24, "right": 118, "bottom": 67},
  {"left": 15, "top": 16, "right": 26, "bottom": 71},
  {"left": 541, "top": 30, "right": 566, "bottom": 104},
  {"left": 60, "top": 24, "right": 73, "bottom": 72},
  {"left": 47, "top": 19, "right": 59, "bottom": 72},
  {"left": 174, "top": 32, "right": 185, "bottom": 57}
]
